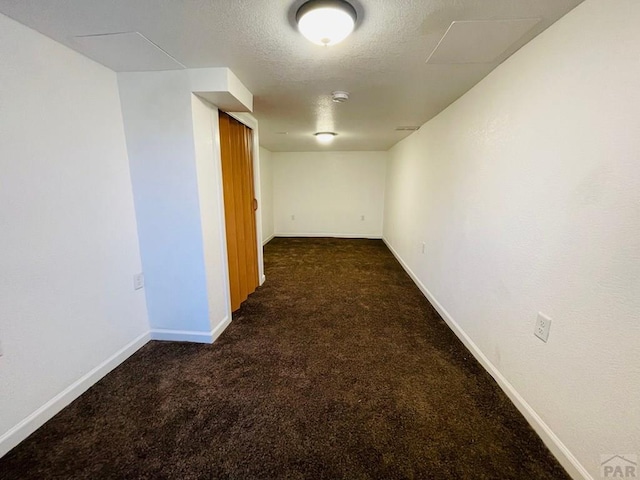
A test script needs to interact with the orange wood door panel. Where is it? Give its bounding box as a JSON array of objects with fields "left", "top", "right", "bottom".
[{"left": 219, "top": 111, "right": 259, "bottom": 312}]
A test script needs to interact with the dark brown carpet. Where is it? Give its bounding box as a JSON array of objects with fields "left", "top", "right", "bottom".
[{"left": 0, "top": 238, "right": 569, "bottom": 479}]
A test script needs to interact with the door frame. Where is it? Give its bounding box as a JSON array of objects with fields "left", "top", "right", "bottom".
[
  {"left": 224, "top": 112, "right": 265, "bottom": 288},
  {"left": 190, "top": 96, "right": 265, "bottom": 334}
]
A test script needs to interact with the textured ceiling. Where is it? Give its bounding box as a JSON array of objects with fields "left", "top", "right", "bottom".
[{"left": 0, "top": 0, "right": 583, "bottom": 151}]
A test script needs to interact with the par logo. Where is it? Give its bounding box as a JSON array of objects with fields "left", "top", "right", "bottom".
[{"left": 601, "top": 454, "right": 637, "bottom": 478}]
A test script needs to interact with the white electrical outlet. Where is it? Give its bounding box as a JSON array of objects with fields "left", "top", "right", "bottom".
[
  {"left": 133, "top": 273, "right": 145, "bottom": 290},
  {"left": 534, "top": 312, "right": 552, "bottom": 342},
  {"left": 291, "top": 214, "right": 295, "bottom": 221},
  {"left": 421, "top": 242, "right": 426, "bottom": 254},
  {"left": 361, "top": 215, "right": 365, "bottom": 221}
]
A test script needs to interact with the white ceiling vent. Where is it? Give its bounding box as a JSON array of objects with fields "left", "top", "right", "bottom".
[
  {"left": 72, "top": 32, "right": 185, "bottom": 72},
  {"left": 426, "top": 18, "right": 541, "bottom": 64}
]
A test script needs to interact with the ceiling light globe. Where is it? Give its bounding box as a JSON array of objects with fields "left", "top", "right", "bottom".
[
  {"left": 315, "top": 132, "right": 337, "bottom": 144},
  {"left": 296, "top": 1, "right": 356, "bottom": 46}
]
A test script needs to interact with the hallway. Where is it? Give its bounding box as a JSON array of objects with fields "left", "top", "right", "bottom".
[{"left": 0, "top": 238, "right": 568, "bottom": 479}]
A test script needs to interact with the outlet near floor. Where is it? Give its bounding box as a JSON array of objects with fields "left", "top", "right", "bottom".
[
  {"left": 534, "top": 312, "right": 552, "bottom": 342},
  {"left": 133, "top": 273, "right": 145, "bottom": 291}
]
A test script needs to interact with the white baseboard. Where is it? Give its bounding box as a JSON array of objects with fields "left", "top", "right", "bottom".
[
  {"left": 1, "top": 316, "right": 233, "bottom": 458},
  {"left": 150, "top": 316, "right": 231, "bottom": 344},
  {"left": 0, "top": 331, "right": 150, "bottom": 458},
  {"left": 262, "top": 234, "right": 275, "bottom": 246},
  {"left": 382, "top": 238, "right": 592, "bottom": 480},
  {"left": 273, "top": 233, "right": 383, "bottom": 239}
]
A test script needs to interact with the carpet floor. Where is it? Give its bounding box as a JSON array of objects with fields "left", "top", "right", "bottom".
[{"left": 0, "top": 238, "right": 570, "bottom": 479}]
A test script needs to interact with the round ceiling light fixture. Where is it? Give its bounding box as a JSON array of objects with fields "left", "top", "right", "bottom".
[
  {"left": 296, "top": 0, "right": 357, "bottom": 46},
  {"left": 332, "top": 91, "right": 350, "bottom": 103},
  {"left": 314, "top": 132, "right": 337, "bottom": 144}
]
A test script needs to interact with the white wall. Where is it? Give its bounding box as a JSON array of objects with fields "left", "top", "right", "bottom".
[
  {"left": 383, "top": 1, "right": 640, "bottom": 478},
  {"left": 191, "top": 95, "right": 231, "bottom": 333},
  {"left": 259, "top": 146, "right": 274, "bottom": 244},
  {"left": 0, "top": 13, "right": 149, "bottom": 454},
  {"left": 118, "top": 71, "right": 214, "bottom": 337},
  {"left": 118, "top": 71, "right": 262, "bottom": 340},
  {"left": 118, "top": 70, "right": 236, "bottom": 343},
  {"left": 273, "top": 151, "right": 387, "bottom": 238}
]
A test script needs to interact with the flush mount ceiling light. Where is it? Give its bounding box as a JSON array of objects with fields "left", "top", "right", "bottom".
[
  {"left": 314, "top": 132, "right": 337, "bottom": 144},
  {"left": 296, "top": 0, "right": 357, "bottom": 46},
  {"left": 331, "top": 91, "right": 350, "bottom": 103}
]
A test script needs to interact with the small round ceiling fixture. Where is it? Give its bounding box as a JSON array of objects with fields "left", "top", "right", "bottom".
[
  {"left": 314, "top": 132, "right": 337, "bottom": 144},
  {"left": 332, "top": 91, "right": 350, "bottom": 103},
  {"left": 296, "top": 0, "right": 357, "bottom": 46}
]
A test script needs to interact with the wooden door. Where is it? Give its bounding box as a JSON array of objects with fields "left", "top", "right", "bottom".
[{"left": 219, "top": 112, "right": 259, "bottom": 312}]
